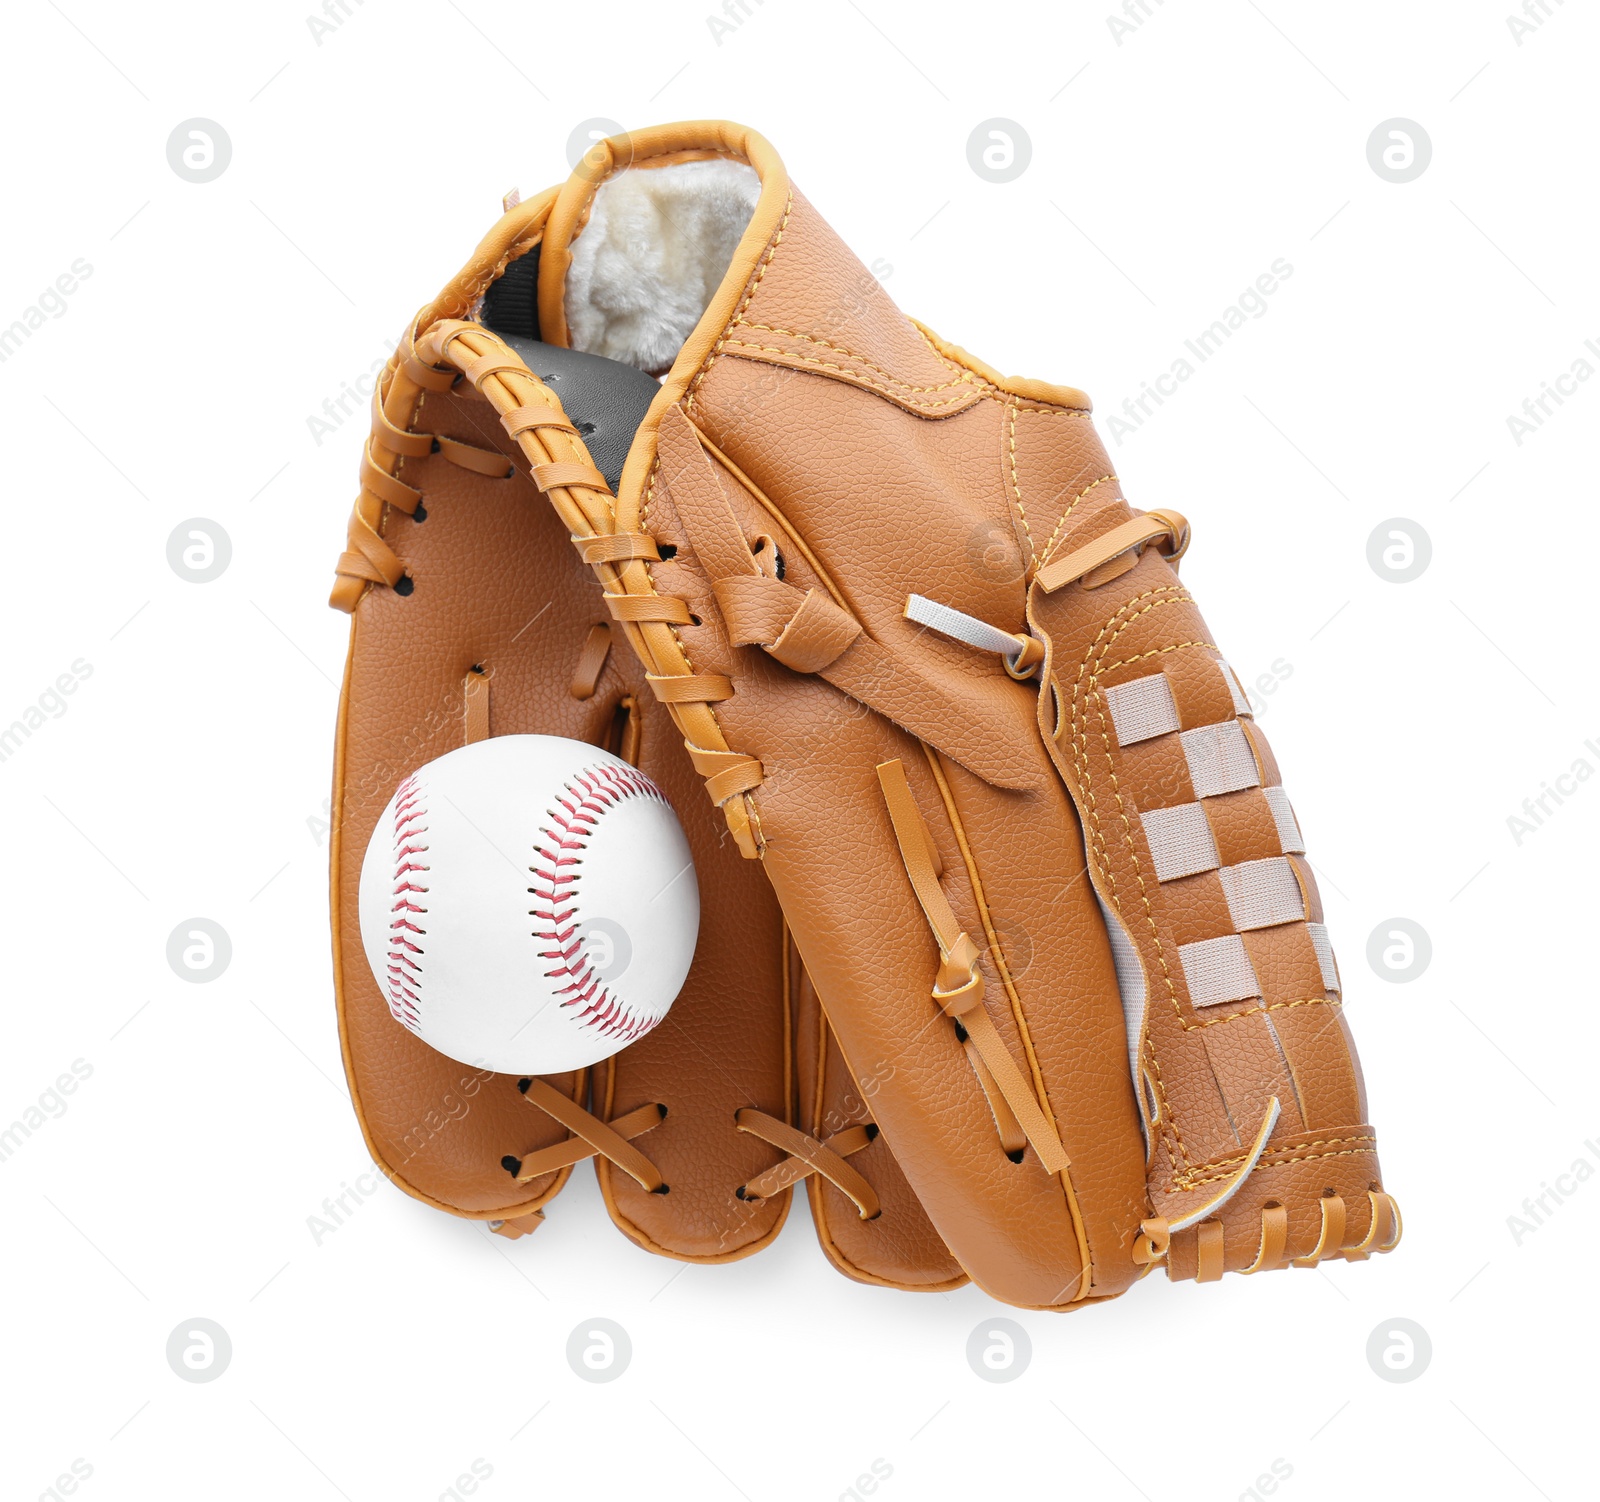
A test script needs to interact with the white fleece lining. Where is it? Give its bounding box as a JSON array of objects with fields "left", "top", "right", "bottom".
[{"left": 564, "top": 158, "right": 761, "bottom": 374}]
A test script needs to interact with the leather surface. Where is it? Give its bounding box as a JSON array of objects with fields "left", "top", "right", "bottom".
[
  {"left": 527, "top": 147, "right": 1150, "bottom": 1310},
  {"left": 497, "top": 333, "right": 660, "bottom": 496},
  {"left": 337, "top": 117, "right": 1391, "bottom": 1300},
  {"left": 794, "top": 958, "right": 967, "bottom": 1291},
  {"left": 330, "top": 372, "right": 792, "bottom": 1256},
  {"left": 1026, "top": 464, "right": 1390, "bottom": 1277}
]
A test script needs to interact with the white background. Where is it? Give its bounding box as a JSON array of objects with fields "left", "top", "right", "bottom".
[{"left": 2, "top": 2, "right": 1595, "bottom": 1499}]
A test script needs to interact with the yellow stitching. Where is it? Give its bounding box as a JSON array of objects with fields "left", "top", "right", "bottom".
[
  {"left": 1190, "top": 996, "right": 1341, "bottom": 1030},
  {"left": 717, "top": 341, "right": 980, "bottom": 409},
  {"left": 1006, "top": 400, "right": 1033, "bottom": 561},
  {"left": 1038, "top": 474, "right": 1117, "bottom": 568},
  {"left": 1098, "top": 640, "right": 1216, "bottom": 676},
  {"left": 1066, "top": 586, "right": 1192, "bottom": 1158},
  {"left": 1187, "top": 1132, "right": 1378, "bottom": 1177},
  {"left": 731, "top": 323, "right": 977, "bottom": 395},
  {"left": 688, "top": 189, "right": 793, "bottom": 408},
  {"left": 1173, "top": 1142, "right": 1380, "bottom": 1190}
]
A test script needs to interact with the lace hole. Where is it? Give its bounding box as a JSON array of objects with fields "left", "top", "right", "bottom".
[{"left": 393, "top": 575, "right": 415, "bottom": 596}]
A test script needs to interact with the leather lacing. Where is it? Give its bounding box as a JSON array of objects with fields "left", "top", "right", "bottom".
[
  {"left": 363, "top": 321, "right": 1095, "bottom": 1219},
  {"left": 1134, "top": 1188, "right": 1403, "bottom": 1281},
  {"left": 335, "top": 318, "right": 845, "bottom": 1233}
]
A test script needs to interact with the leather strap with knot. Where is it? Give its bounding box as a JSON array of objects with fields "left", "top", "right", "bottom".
[
  {"left": 655, "top": 405, "right": 1040, "bottom": 796},
  {"left": 874, "top": 758, "right": 1074, "bottom": 1182}
]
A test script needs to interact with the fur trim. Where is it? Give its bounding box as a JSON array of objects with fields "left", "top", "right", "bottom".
[{"left": 565, "top": 158, "right": 760, "bottom": 373}]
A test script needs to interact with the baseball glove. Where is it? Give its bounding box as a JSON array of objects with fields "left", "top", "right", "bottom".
[
  {"left": 328, "top": 265, "right": 962, "bottom": 1286},
  {"left": 335, "top": 116, "right": 1400, "bottom": 1306}
]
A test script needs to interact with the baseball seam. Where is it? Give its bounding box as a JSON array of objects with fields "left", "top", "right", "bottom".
[
  {"left": 385, "top": 772, "right": 429, "bottom": 1033},
  {"left": 530, "top": 763, "right": 670, "bottom": 1046}
]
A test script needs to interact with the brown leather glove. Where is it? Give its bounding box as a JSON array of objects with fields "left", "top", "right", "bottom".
[
  {"left": 332, "top": 117, "right": 1398, "bottom": 1306},
  {"left": 326, "top": 215, "right": 959, "bottom": 1287}
]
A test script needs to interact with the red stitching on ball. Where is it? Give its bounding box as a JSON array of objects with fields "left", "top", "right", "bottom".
[
  {"left": 530, "top": 763, "right": 668, "bottom": 1045},
  {"left": 385, "top": 773, "right": 428, "bottom": 1032}
]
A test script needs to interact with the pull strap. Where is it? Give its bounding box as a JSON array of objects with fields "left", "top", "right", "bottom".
[
  {"left": 875, "top": 759, "right": 1071, "bottom": 1176},
  {"left": 904, "top": 593, "right": 1044, "bottom": 680},
  {"left": 1034, "top": 508, "right": 1190, "bottom": 593}
]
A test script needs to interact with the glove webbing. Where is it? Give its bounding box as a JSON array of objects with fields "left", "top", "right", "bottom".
[{"left": 411, "top": 319, "right": 768, "bottom": 858}]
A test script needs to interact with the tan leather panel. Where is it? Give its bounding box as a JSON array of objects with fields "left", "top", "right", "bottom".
[
  {"left": 713, "top": 191, "right": 985, "bottom": 419},
  {"left": 594, "top": 702, "right": 791, "bottom": 1262},
  {"left": 1163, "top": 647, "right": 1237, "bottom": 730},
  {"left": 653, "top": 459, "right": 1132, "bottom": 1302},
  {"left": 794, "top": 962, "right": 967, "bottom": 1291},
  {"left": 1206, "top": 789, "right": 1283, "bottom": 868},
  {"left": 332, "top": 379, "right": 792, "bottom": 1249},
  {"left": 1195, "top": 1015, "right": 1304, "bottom": 1143},
  {"left": 1030, "top": 458, "right": 1390, "bottom": 1272},
  {"left": 1268, "top": 1000, "right": 1363, "bottom": 1132},
  {"left": 1154, "top": 871, "right": 1235, "bottom": 948},
  {"left": 413, "top": 118, "right": 1394, "bottom": 1296},
  {"left": 1239, "top": 924, "right": 1327, "bottom": 1008}
]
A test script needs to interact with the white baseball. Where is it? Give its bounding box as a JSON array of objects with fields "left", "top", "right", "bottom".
[{"left": 358, "top": 735, "right": 699, "bottom": 1075}]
